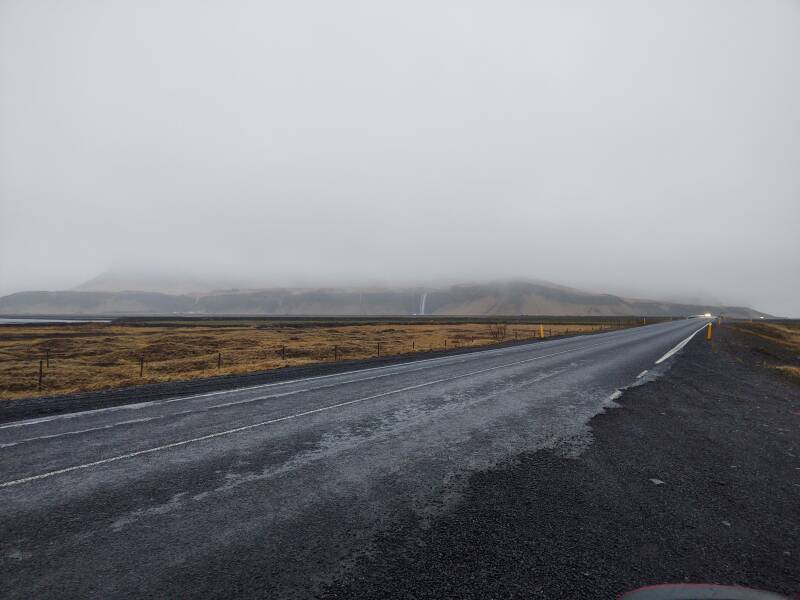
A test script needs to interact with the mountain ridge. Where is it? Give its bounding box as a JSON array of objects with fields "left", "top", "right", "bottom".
[{"left": 0, "top": 280, "right": 771, "bottom": 318}]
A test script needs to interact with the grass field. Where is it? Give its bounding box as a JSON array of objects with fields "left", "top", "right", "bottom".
[
  {"left": 733, "top": 320, "right": 800, "bottom": 380},
  {"left": 0, "top": 318, "right": 639, "bottom": 400}
]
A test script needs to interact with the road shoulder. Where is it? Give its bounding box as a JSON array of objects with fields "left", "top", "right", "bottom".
[{"left": 322, "top": 325, "right": 800, "bottom": 599}]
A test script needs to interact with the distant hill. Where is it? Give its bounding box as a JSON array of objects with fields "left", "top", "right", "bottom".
[
  {"left": 0, "top": 280, "right": 771, "bottom": 318},
  {"left": 73, "top": 269, "right": 213, "bottom": 295}
]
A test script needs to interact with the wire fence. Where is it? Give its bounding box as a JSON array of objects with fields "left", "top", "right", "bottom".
[{"left": 0, "top": 320, "right": 646, "bottom": 395}]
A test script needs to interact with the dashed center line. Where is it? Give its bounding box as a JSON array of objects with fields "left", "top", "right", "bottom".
[
  {"left": 0, "top": 321, "right": 706, "bottom": 489},
  {"left": 0, "top": 341, "right": 607, "bottom": 489},
  {"left": 1, "top": 339, "right": 621, "bottom": 448},
  {"left": 0, "top": 322, "right": 664, "bottom": 431}
]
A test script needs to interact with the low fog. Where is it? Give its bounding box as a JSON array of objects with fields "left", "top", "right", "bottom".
[{"left": 1, "top": 0, "right": 798, "bottom": 315}]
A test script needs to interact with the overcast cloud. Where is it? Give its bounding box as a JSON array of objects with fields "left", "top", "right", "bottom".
[{"left": 1, "top": 0, "right": 798, "bottom": 315}]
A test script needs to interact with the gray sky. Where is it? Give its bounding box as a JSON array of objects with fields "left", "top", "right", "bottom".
[{"left": 1, "top": 0, "right": 798, "bottom": 315}]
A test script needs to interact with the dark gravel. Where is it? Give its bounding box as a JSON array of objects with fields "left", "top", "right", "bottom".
[{"left": 321, "top": 324, "right": 800, "bottom": 599}]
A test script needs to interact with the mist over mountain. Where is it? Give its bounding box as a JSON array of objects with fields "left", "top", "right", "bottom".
[
  {"left": 2, "top": 1, "right": 799, "bottom": 317},
  {"left": 74, "top": 269, "right": 215, "bottom": 295},
  {"left": 0, "top": 275, "right": 770, "bottom": 319}
]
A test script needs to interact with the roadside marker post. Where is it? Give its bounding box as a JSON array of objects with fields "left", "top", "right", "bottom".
[
  {"left": 706, "top": 323, "right": 713, "bottom": 341},
  {"left": 540, "top": 324, "right": 545, "bottom": 339},
  {"left": 140, "top": 355, "right": 144, "bottom": 377},
  {"left": 38, "top": 360, "right": 43, "bottom": 390}
]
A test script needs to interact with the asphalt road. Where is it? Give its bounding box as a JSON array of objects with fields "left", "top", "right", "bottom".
[{"left": 0, "top": 318, "right": 710, "bottom": 598}]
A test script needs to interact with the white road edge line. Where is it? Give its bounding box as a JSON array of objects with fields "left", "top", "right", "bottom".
[
  {"left": 0, "top": 416, "right": 159, "bottom": 448},
  {"left": 1, "top": 339, "right": 619, "bottom": 447},
  {"left": 636, "top": 370, "right": 648, "bottom": 379},
  {"left": 0, "top": 321, "right": 669, "bottom": 430},
  {"left": 0, "top": 321, "right": 703, "bottom": 448},
  {"left": 0, "top": 341, "right": 613, "bottom": 488},
  {"left": 0, "top": 337, "right": 565, "bottom": 430},
  {"left": 654, "top": 324, "right": 708, "bottom": 365}
]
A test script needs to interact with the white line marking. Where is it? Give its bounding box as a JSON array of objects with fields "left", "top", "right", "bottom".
[
  {"left": 0, "top": 332, "right": 630, "bottom": 432},
  {"left": 0, "top": 337, "right": 563, "bottom": 430},
  {"left": 0, "top": 417, "right": 158, "bottom": 448},
  {"left": 1, "top": 344, "right": 599, "bottom": 447},
  {"left": 654, "top": 324, "right": 708, "bottom": 365},
  {"left": 0, "top": 321, "right": 668, "bottom": 430},
  {"left": 636, "top": 370, "right": 648, "bottom": 379},
  {"left": 0, "top": 321, "right": 701, "bottom": 447},
  {"left": 0, "top": 341, "right": 612, "bottom": 488}
]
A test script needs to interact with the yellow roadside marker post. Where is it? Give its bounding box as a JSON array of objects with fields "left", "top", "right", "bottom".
[
  {"left": 540, "top": 324, "right": 545, "bottom": 339},
  {"left": 706, "top": 322, "right": 713, "bottom": 341}
]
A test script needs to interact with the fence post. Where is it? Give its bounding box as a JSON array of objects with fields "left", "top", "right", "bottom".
[
  {"left": 334, "top": 345, "right": 338, "bottom": 361},
  {"left": 140, "top": 355, "right": 144, "bottom": 377},
  {"left": 281, "top": 345, "right": 286, "bottom": 360},
  {"left": 46, "top": 348, "right": 50, "bottom": 368},
  {"left": 412, "top": 340, "right": 415, "bottom": 351},
  {"left": 377, "top": 342, "right": 381, "bottom": 356},
  {"left": 217, "top": 352, "right": 222, "bottom": 369},
  {"left": 38, "top": 360, "right": 43, "bottom": 390}
]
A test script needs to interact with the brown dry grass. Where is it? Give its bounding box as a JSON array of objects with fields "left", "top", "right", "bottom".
[
  {"left": 775, "top": 366, "right": 800, "bottom": 380},
  {"left": 742, "top": 322, "right": 800, "bottom": 349},
  {"left": 770, "top": 324, "right": 800, "bottom": 349},
  {"left": 736, "top": 321, "right": 800, "bottom": 381},
  {"left": 0, "top": 320, "right": 617, "bottom": 400}
]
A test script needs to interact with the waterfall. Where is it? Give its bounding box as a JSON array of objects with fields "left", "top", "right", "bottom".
[{"left": 419, "top": 292, "right": 427, "bottom": 316}]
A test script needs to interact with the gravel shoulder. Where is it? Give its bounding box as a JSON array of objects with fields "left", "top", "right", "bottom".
[{"left": 321, "top": 324, "right": 800, "bottom": 599}]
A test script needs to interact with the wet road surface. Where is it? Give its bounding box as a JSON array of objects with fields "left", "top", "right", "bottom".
[{"left": 0, "top": 319, "right": 709, "bottom": 598}]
